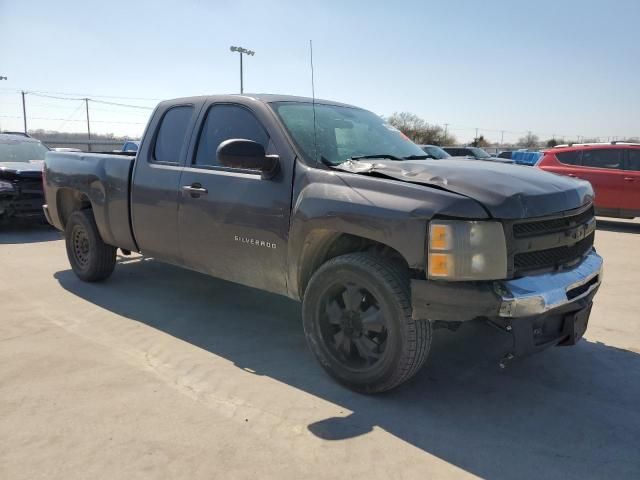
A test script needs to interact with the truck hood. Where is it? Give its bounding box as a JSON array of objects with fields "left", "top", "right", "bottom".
[
  {"left": 0, "top": 160, "right": 44, "bottom": 178},
  {"left": 335, "top": 159, "right": 593, "bottom": 219}
]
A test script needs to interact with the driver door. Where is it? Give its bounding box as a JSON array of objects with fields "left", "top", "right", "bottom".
[{"left": 177, "top": 102, "right": 293, "bottom": 295}]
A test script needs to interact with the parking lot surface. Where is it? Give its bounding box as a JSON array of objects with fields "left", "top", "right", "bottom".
[{"left": 1, "top": 219, "right": 639, "bottom": 480}]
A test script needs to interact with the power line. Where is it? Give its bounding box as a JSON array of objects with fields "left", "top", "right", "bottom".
[
  {"left": 0, "top": 87, "right": 161, "bottom": 101},
  {"left": 0, "top": 115, "right": 146, "bottom": 125},
  {"left": 25, "top": 91, "right": 154, "bottom": 110},
  {"left": 90, "top": 98, "right": 154, "bottom": 110},
  {"left": 55, "top": 101, "right": 86, "bottom": 132}
]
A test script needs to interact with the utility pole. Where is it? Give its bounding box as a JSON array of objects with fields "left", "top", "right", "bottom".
[
  {"left": 21, "top": 91, "right": 27, "bottom": 134},
  {"left": 475, "top": 127, "right": 479, "bottom": 140},
  {"left": 229, "top": 46, "right": 255, "bottom": 94},
  {"left": 500, "top": 130, "right": 504, "bottom": 145},
  {"left": 85, "top": 98, "right": 92, "bottom": 152},
  {"left": 443, "top": 123, "right": 449, "bottom": 138}
]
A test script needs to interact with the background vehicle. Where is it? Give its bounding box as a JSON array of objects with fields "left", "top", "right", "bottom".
[
  {"left": 419, "top": 144, "right": 451, "bottom": 159},
  {"left": 52, "top": 147, "right": 83, "bottom": 153},
  {"left": 0, "top": 132, "right": 48, "bottom": 220},
  {"left": 512, "top": 150, "right": 542, "bottom": 166},
  {"left": 443, "top": 146, "right": 513, "bottom": 163},
  {"left": 121, "top": 140, "right": 140, "bottom": 153},
  {"left": 43, "top": 94, "right": 602, "bottom": 393},
  {"left": 538, "top": 143, "right": 640, "bottom": 218}
]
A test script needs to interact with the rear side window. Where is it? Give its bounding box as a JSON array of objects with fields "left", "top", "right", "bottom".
[
  {"left": 628, "top": 149, "right": 640, "bottom": 171},
  {"left": 194, "top": 104, "right": 269, "bottom": 168},
  {"left": 581, "top": 149, "right": 623, "bottom": 169},
  {"left": 154, "top": 106, "right": 194, "bottom": 163},
  {"left": 555, "top": 150, "right": 581, "bottom": 165}
]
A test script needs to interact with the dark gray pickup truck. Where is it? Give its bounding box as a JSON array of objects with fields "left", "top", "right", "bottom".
[{"left": 43, "top": 94, "right": 603, "bottom": 393}]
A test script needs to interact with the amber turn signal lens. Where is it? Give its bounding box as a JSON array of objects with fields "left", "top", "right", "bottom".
[
  {"left": 430, "top": 224, "right": 452, "bottom": 251},
  {"left": 428, "top": 253, "right": 454, "bottom": 277}
]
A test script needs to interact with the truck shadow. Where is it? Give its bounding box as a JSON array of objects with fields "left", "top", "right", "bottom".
[
  {"left": 54, "top": 258, "right": 640, "bottom": 479},
  {"left": 0, "top": 219, "right": 60, "bottom": 244},
  {"left": 596, "top": 218, "right": 640, "bottom": 234}
]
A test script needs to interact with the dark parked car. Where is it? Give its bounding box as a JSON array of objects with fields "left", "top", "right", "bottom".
[
  {"left": 0, "top": 132, "right": 48, "bottom": 220},
  {"left": 419, "top": 145, "right": 451, "bottom": 159},
  {"left": 43, "top": 94, "right": 602, "bottom": 393},
  {"left": 443, "top": 146, "right": 513, "bottom": 163}
]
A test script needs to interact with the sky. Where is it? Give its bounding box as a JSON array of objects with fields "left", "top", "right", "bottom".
[{"left": 1, "top": 0, "right": 639, "bottom": 143}]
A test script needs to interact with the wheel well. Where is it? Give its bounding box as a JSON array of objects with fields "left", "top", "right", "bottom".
[
  {"left": 298, "top": 233, "right": 412, "bottom": 298},
  {"left": 57, "top": 188, "right": 91, "bottom": 228}
]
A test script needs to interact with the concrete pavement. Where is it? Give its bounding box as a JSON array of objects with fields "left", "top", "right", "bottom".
[{"left": 1, "top": 219, "right": 639, "bottom": 479}]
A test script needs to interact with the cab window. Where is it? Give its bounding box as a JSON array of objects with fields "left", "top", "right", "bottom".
[
  {"left": 194, "top": 104, "right": 269, "bottom": 168},
  {"left": 153, "top": 106, "right": 194, "bottom": 164}
]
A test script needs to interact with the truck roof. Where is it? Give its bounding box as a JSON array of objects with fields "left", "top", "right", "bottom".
[{"left": 159, "top": 93, "right": 359, "bottom": 109}]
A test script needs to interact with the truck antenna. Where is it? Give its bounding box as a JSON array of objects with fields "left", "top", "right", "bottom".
[{"left": 309, "top": 39, "right": 319, "bottom": 166}]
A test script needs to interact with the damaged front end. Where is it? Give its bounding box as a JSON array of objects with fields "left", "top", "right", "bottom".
[
  {"left": 0, "top": 171, "right": 44, "bottom": 220},
  {"left": 0, "top": 179, "right": 18, "bottom": 218}
]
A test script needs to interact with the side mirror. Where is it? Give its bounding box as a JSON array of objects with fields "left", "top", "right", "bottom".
[{"left": 216, "top": 139, "right": 279, "bottom": 179}]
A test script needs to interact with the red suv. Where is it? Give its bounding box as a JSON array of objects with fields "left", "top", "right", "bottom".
[{"left": 538, "top": 143, "right": 640, "bottom": 218}]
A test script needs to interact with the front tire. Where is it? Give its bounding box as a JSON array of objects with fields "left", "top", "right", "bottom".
[
  {"left": 65, "top": 210, "right": 116, "bottom": 282},
  {"left": 302, "top": 253, "right": 431, "bottom": 393}
]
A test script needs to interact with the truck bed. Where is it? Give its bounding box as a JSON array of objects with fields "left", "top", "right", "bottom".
[{"left": 44, "top": 151, "right": 137, "bottom": 252}]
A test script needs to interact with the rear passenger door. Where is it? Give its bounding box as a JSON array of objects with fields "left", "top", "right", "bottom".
[
  {"left": 576, "top": 148, "right": 627, "bottom": 211},
  {"left": 622, "top": 148, "right": 640, "bottom": 213},
  {"left": 131, "top": 102, "right": 202, "bottom": 263},
  {"left": 177, "top": 102, "right": 293, "bottom": 295}
]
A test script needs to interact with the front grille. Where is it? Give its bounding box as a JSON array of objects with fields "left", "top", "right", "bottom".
[
  {"left": 514, "top": 234, "right": 594, "bottom": 274},
  {"left": 513, "top": 206, "right": 595, "bottom": 237},
  {"left": 509, "top": 204, "right": 595, "bottom": 277}
]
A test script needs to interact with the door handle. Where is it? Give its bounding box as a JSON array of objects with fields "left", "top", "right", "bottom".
[
  {"left": 182, "top": 184, "right": 208, "bottom": 196},
  {"left": 623, "top": 177, "right": 635, "bottom": 182}
]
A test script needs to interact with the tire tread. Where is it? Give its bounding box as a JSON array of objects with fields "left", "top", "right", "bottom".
[
  {"left": 304, "top": 252, "right": 431, "bottom": 393},
  {"left": 65, "top": 209, "right": 116, "bottom": 282}
]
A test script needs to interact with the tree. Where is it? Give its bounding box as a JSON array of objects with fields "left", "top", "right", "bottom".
[
  {"left": 471, "top": 135, "right": 490, "bottom": 147},
  {"left": 386, "top": 112, "right": 456, "bottom": 146},
  {"left": 518, "top": 132, "right": 539, "bottom": 148},
  {"left": 545, "top": 138, "right": 559, "bottom": 148}
]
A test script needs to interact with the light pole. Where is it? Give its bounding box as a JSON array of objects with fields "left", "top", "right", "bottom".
[{"left": 229, "top": 46, "right": 255, "bottom": 94}]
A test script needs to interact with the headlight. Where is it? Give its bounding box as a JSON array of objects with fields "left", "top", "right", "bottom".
[
  {"left": 428, "top": 220, "right": 507, "bottom": 280},
  {"left": 0, "top": 180, "right": 16, "bottom": 194}
]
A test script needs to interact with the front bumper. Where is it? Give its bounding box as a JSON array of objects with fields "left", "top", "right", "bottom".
[
  {"left": 411, "top": 250, "right": 602, "bottom": 359},
  {"left": 411, "top": 249, "right": 603, "bottom": 322}
]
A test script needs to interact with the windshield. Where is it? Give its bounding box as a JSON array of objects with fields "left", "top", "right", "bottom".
[
  {"left": 272, "top": 102, "right": 426, "bottom": 165},
  {"left": 0, "top": 139, "right": 48, "bottom": 162},
  {"left": 468, "top": 147, "right": 491, "bottom": 159},
  {"left": 421, "top": 145, "right": 451, "bottom": 159}
]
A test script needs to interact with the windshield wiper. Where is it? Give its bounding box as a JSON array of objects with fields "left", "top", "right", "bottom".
[
  {"left": 319, "top": 155, "right": 336, "bottom": 167},
  {"left": 350, "top": 154, "right": 401, "bottom": 161},
  {"left": 403, "top": 154, "right": 433, "bottom": 160}
]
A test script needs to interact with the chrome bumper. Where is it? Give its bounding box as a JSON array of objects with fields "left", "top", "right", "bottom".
[{"left": 498, "top": 250, "right": 603, "bottom": 318}]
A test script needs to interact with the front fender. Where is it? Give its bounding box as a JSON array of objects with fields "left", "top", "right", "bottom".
[{"left": 286, "top": 166, "right": 489, "bottom": 299}]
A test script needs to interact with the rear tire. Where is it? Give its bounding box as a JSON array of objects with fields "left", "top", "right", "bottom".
[
  {"left": 302, "top": 252, "right": 431, "bottom": 393},
  {"left": 65, "top": 210, "right": 116, "bottom": 282}
]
